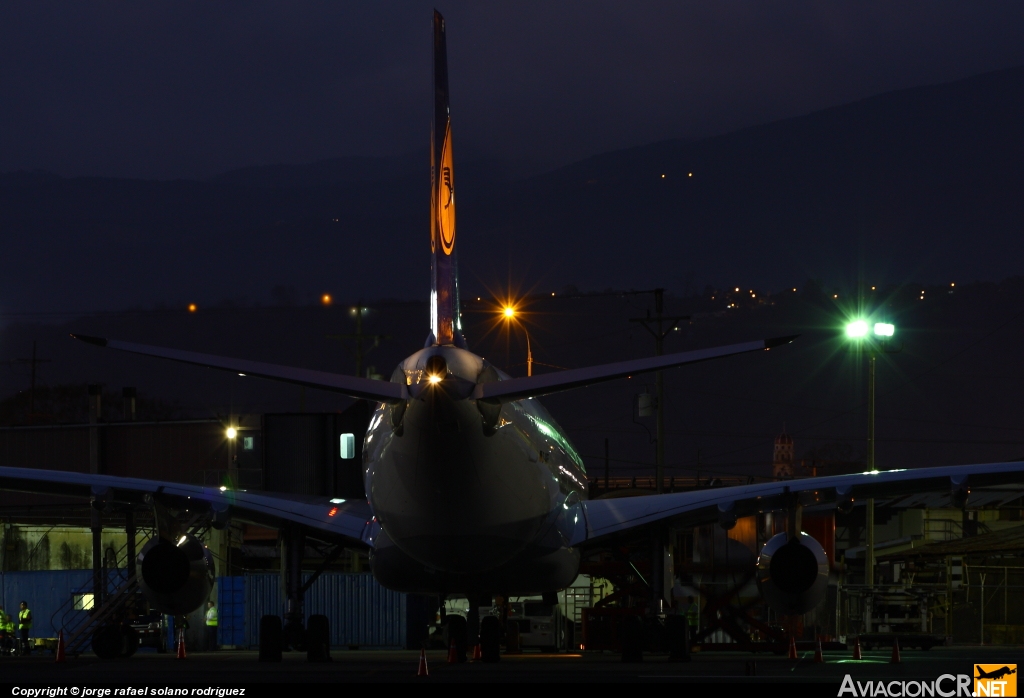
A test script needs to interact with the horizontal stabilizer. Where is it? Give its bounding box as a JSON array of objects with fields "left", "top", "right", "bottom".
[
  {"left": 475, "top": 336, "right": 797, "bottom": 403},
  {"left": 71, "top": 334, "right": 406, "bottom": 403}
]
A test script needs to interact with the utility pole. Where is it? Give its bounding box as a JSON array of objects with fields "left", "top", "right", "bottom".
[
  {"left": 0, "top": 341, "right": 52, "bottom": 420},
  {"left": 328, "top": 304, "right": 389, "bottom": 378},
  {"left": 629, "top": 289, "right": 689, "bottom": 494},
  {"left": 630, "top": 288, "right": 688, "bottom": 617},
  {"left": 866, "top": 353, "right": 876, "bottom": 590}
]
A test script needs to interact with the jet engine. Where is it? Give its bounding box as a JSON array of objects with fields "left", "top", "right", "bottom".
[
  {"left": 136, "top": 534, "right": 215, "bottom": 615},
  {"left": 755, "top": 531, "right": 829, "bottom": 615}
]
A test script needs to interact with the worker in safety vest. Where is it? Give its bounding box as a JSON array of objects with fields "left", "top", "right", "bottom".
[
  {"left": 0, "top": 607, "right": 9, "bottom": 654},
  {"left": 205, "top": 601, "right": 218, "bottom": 651},
  {"left": 682, "top": 595, "right": 699, "bottom": 641},
  {"left": 18, "top": 601, "right": 32, "bottom": 655}
]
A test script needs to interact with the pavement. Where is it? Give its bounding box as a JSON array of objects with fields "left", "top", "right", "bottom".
[{"left": 0, "top": 646, "right": 1020, "bottom": 686}]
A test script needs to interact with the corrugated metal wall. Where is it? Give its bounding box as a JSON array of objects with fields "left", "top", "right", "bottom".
[{"left": 245, "top": 573, "right": 407, "bottom": 649}]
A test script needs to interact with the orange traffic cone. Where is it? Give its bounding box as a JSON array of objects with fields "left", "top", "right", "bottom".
[
  {"left": 176, "top": 629, "right": 187, "bottom": 659},
  {"left": 54, "top": 630, "right": 66, "bottom": 663},
  {"left": 447, "top": 638, "right": 458, "bottom": 664},
  {"left": 472, "top": 644, "right": 481, "bottom": 661},
  {"left": 890, "top": 637, "right": 901, "bottom": 664},
  {"left": 852, "top": 637, "right": 862, "bottom": 660},
  {"left": 416, "top": 648, "right": 429, "bottom": 677},
  {"left": 813, "top": 639, "right": 824, "bottom": 663},
  {"left": 787, "top": 636, "right": 798, "bottom": 660}
]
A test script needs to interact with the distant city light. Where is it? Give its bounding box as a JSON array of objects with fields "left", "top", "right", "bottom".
[
  {"left": 950, "top": 282, "right": 955, "bottom": 287},
  {"left": 871, "top": 286, "right": 876, "bottom": 291},
  {"left": 834, "top": 294, "right": 839, "bottom": 298},
  {"left": 734, "top": 287, "right": 739, "bottom": 292},
  {"left": 321, "top": 294, "right": 332, "bottom": 305},
  {"left": 688, "top": 173, "right": 692, "bottom": 177},
  {"left": 661, "top": 174, "right": 666, "bottom": 178},
  {"left": 792, "top": 288, "right": 796, "bottom": 292},
  {"left": 188, "top": 303, "right": 197, "bottom": 312}
]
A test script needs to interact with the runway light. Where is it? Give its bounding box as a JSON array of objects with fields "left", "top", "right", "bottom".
[
  {"left": 188, "top": 303, "right": 197, "bottom": 312},
  {"left": 219, "top": 485, "right": 227, "bottom": 492},
  {"left": 874, "top": 323, "right": 894, "bottom": 337},
  {"left": 226, "top": 427, "right": 237, "bottom": 439},
  {"left": 328, "top": 507, "right": 338, "bottom": 517},
  {"left": 330, "top": 498, "right": 346, "bottom": 504},
  {"left": 845, "top": 320, "right": 869, "bottom": 338}
]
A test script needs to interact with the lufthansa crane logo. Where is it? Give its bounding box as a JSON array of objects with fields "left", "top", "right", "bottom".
[{"left": 437, "top": 125, "right": 456, "bottom": 255}]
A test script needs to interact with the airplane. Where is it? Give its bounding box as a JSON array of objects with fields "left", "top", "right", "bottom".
[
  {"left": 976, "top": 667, "right": 1017, "bottom": 680},
  {"left": 2, "top": 9, "right": 1024, "bottom": 661}
]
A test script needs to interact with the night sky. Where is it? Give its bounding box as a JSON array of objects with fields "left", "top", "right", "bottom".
[{"left": 3, "top": 2, "right": 1023, "bottom": 180}]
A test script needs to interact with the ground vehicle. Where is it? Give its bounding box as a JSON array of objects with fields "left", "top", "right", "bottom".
[
  {"left": 508, "top": 601, "right": 567, "bottom": 652},
  {"left": 428, "top": 598, "right": 570, "bottom": 652},
  {"left": 129, "top": 614, "right": 168, "bottom": 653}
]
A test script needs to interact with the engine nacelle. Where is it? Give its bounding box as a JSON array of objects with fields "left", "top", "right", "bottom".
[
  {"left": 137, "top": 535, "right": 215, "bottom": 615},
  {"left": 755, "top": 531, "right": 829, "bottom": 615}
]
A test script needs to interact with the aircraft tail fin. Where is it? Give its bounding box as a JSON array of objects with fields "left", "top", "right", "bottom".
[{"left": 430, "top": 10, "right": 463, "bottom": 347}]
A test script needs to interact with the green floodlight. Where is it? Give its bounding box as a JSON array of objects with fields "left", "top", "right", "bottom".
[
  {"left": 845, "top": 320, "right": 869, "bottom": 338},
  {"left": 874, "top": 322, "right": 895, "bottom": 337}
]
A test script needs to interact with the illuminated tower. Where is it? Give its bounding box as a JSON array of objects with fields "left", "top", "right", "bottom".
[{"left": 773, "top": 432, "right": 795, "bottom": 479}]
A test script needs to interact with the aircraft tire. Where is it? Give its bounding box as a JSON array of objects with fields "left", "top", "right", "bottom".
[
  {"left": 91, "top": 625, "right": 122, "bottom": 660},
  {"left": 479, "top": 616, "right": 500, "bottom": 662},
  {"left": 120, "top": 626, "right": 140, "bottom": 658},
  {"left": 306, "top": 614, "right": 331, "bottom": 663},
  {"left": 258, "top": 615, "right": 283, "bottom": 662},
  {"left": 443, "top": 615, "right": 468, "bottom": 662}
]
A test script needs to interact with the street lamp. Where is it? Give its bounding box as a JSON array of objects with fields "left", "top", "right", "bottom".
[
  {"left": 844, "top": 318, "right": 895, "bottom": 598},
  {"left": 502, "top": 305, "right": 533, "bottom": 377}
]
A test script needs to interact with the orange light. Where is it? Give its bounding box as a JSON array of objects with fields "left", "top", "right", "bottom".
[
  {"left": 428, "top": 374, "right": 442, "bottom": 384},
  {"left": 188, "top": 303, "right": 197, "bottom": 312},
  {"left": 328, "top": 507, "right": 338, "bottom": 517},
  {"left": 503, "top": 306, "right": 515, "bottom": 318},
  {"left": 321, "top": 294, "right": 332, "bottom": 305}
]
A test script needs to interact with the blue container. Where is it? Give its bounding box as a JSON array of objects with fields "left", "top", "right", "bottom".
[
  {"left": 0, "top": 570, "right": 93, "bottom": 637},
  {"left": 245, "top": 573, "right": 420, "bottom": 649},
  {"left": 216, "top": 576, "right": 245, "bottom": 646}
]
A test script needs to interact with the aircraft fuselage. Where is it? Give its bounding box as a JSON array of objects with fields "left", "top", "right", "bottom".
[{"left": 364, "top": 344, "right": 588, "bottom": 595}]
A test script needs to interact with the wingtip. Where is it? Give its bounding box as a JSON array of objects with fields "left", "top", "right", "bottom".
[
  {"left": 765, "top": 334, "right": 799, "bottom": 349},
  {"left": 71, "top": 333, "right": 108, "bottom": 348}
]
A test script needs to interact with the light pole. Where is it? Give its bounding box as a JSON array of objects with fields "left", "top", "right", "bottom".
[
  {"left": 843, "top": 321, "right": 892, "bottom": 630},
  {"left": 502, "top": 305, "right": 533, "bottom": 376}
]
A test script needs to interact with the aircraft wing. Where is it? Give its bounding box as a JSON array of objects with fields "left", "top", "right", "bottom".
[
  {"left": 571, "top": 461, "right": 1024, "bottom": 547},
  {"left": 71, "top": 334, "right": 405, "bottom": 404},
  {"left": 475, "top": 336, "right": 796, "bottom": 403},
  {"left": 0, "top": 466, "right": 376, "bottom": 547}
]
